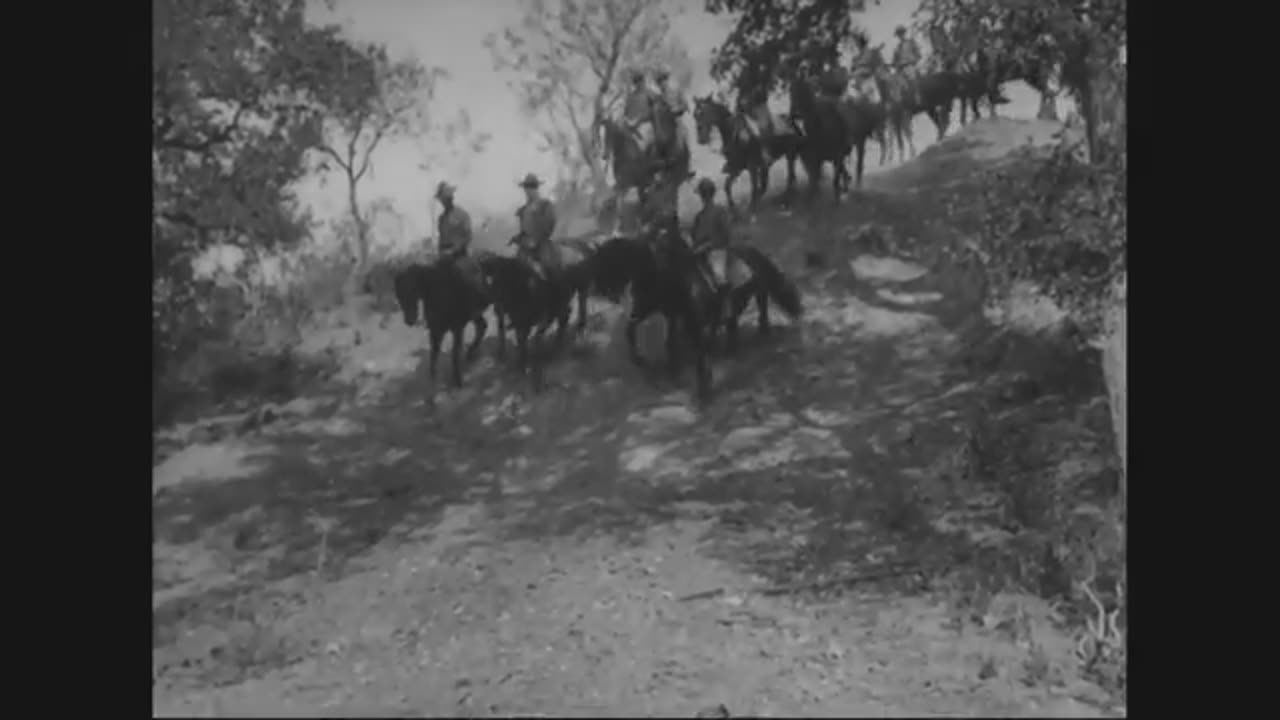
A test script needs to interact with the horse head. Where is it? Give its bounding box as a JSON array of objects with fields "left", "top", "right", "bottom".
[
  {"left": 392, "top": 264, "right": 428, "bottom": 326},
  {"left": 591, "top": 234, "right": 651, "bottom": 302},
  {"left": 693, "top": 95, "right": 723, "bottom": 146}
]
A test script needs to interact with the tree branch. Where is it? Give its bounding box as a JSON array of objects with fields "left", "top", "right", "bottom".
[{"left": 155, "top": 103, "right": 247, "bottom": 154}]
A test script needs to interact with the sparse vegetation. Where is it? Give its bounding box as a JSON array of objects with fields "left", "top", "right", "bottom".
[{"left": 155, "top": 0, "right": 1125, "bottom": 714}]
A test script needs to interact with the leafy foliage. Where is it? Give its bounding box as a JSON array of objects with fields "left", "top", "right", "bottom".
[
  {"left": 976, "top": 136, "right": 1125, "bottom": 336},
  {"left": 917, "top": 0, "right": 1126, "bottom": 159},
  {"left": 152, "top": 0, "right": 446, "bottom": 415},
  {"left": 706, "top": 0, "right": 876, "bottom": 101},
  {"left": 316, "top": 47, "right": 488, "bottom": 272},
  {"left": 485, "top": 0, "right": 693, "bottom": 199}
]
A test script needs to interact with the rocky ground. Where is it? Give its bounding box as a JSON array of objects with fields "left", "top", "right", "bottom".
[{"left": 153, "top": 119, "right": 1124, "bottom": 717}]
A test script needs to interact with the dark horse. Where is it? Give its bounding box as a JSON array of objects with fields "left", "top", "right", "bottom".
[
  {"left": 789, "top": 76, "right": 884, "bottom": 198},
  {"left": 556, "top": 237, "right": 600, "bottom": 335},
  {"left": 692, "top": 95, "right": 802, "bottom": 212},
  {"left": 590, "top": 226, "right": 712, "bottom": 400},
  {"left": 964, "top": 50, "right": 1055, "bottom": 124},
  {"left": 477, "top": 254, "right": 572, "bottom": 387},
  {"left": 701, "top": 245, "right": 805, "bottom": 354},
  {"left": 392, "top": 261, "right": 490, "bottom": 387},
  {"left": 597, "top": 117, "right": 691, "bottom": 233}
]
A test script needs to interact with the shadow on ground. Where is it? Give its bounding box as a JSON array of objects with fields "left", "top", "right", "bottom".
[{"left": 154, "top": 117, "right": 1123, "bottom": 711}]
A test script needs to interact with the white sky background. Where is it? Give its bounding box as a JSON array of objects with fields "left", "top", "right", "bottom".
[{"left": 199, "top": 0, "right": 1056, "bottom": 276}]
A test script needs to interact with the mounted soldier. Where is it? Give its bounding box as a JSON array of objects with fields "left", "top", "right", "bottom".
[
  {"left": 688, "top": 177, "right": 734, "bottom": 295},
  {"left": 512, "top": 173, "right": 559, "bottom": 283},
  {"left": 622, "top": 69, "right": 658, "bottom": 165},
  {"left": 890, "top": 25, "right": 923, "bottom": 107},
  {"left": 734, "top": 86, "right": 787, "bottom": 157},
  {"left": 892, "top": 25, "right": 923, "bottom": 80},
  {"left": 652, "top": 67, "right": 689, "bottom": 171},
  {"left": 434, "top": 181, "right": 486, "bottom": 299}
]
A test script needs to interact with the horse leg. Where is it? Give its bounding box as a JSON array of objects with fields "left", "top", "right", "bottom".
[
  {"left": 725, "top": 295, "right": 741, "bottom": 354},
  {"left": 553, "top": 296, "right": 571, "bottom": 348},
  {"left": 496, "top": 308, "right": 507, "bottom": 361},
  {"left": 427, "top": 327, "right": 444, "bottom": 385},
  {"left": 515, "top": 323, "right": 531, "bottom": 373},
  {"left": 855, "top": 139, "right": 867, "bottom": 191},
  {"left": 467, "top": 314, "right": 488, "bottom": 362},
  {"left": 624, "top": 312, "right": 646, "bottom": 368},
  {"left": 684, "top": 311, "right": 712, "bottom": 403},
  {"left": 755, "top": 288, "right": 771, "bottom": 336},
  {"left": 575, "top": 286, "right": 588, "bottom": 334},
  {"left": 450, "top": 326, "right": 466, "bottom": 387},
  {"left": 724, "top": 172, "right": 738, "bottom": 215},
  {"left": 781, "top": 152, "right": 794, "bottom": 204},
  {"left": 665, "top": 311, "right": 683, "bottom": 380}
]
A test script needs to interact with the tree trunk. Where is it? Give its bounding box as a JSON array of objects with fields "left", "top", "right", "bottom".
[
  {"left": 345, "top": 173, "right": 369, "bottom": 298},
  {"left": 1101, "top": 273, "right": 1126, "bottom": 515}
]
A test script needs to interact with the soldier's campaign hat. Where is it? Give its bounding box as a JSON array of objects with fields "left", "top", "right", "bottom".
[
  {"left": 696, "top": 177, "right": 717, "bottom": 195},
  {"left": 435, "top": 181, "right": 456, "bottom": 199},
  {"left": 517, "top": 173, "right": 542, "bottom": 188}
]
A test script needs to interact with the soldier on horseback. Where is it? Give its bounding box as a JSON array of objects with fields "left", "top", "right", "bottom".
[
  {"left": 512, "top": 173, "right": 559, "bottom": 283},
  {"left": 689, "top": 177, "right": 733, "bottom": 296},
  {"left": 622, "top": 69, "right": 658, "bottom": 163},
  {"left": 434, "top": 181, "right": 486, "bottom": 299},
  {"left": 653, "top": 67, "right": 690, "bottom": 174},
  {"left": 892, "top": 25, "right": 923, "bottom": 81}
]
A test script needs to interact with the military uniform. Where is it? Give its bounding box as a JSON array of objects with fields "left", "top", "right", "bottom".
[
  {"left": 436, "top": 200, "right": 485, "bottom": 298},
  {"left": 515, "top": 191, "right": 558, "bottom": 281},
  {"left": 623, "top": 77, "right": 657, "bottom": 155},
  {"left": 690, "top": 179, "right": 734, "bottom": 290},
  {"left": 892, "top": 34, "right": 922, "bottom": 79},
  {"left": 654, "top": 78, "right": 689, "bottom": 164}
]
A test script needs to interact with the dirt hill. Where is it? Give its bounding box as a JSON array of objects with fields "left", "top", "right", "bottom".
[{"left": 153, "top": 118, "right": 1122, "bottom": 717}]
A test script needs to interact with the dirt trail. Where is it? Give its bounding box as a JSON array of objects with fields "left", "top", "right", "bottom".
[{"left": 154, "top": 120, "right": 1117, "bottom": 717}]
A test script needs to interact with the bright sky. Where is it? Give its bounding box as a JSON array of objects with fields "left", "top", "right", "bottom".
[
  {"left": 214, "top": 0, "right": 1053, "bottom": 274},
  {"left": 295, "top": 0, "right": 936, "bottom": 244}
]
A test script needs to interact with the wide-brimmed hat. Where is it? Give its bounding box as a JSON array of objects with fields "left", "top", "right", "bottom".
[
  {"left": 517, "top": 173, "right": 542, "bottom": 188},
  {"left": 894, "top": 25, "right": 907, "bottom": 35},
  {"left": 434, "top": 181, "right": 456, "bottom": 199},
  {"left": 696, "top": 177, "right": 717, "bottom": 195}
]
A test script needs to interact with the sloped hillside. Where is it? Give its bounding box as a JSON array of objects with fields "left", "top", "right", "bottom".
[{"left": 153, "top": 117, "right": 1122, "bottom": 717}]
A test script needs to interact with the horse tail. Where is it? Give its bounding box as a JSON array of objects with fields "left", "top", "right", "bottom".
[{"left": 736, "top": 246, "right": 804, "bottom": 320}]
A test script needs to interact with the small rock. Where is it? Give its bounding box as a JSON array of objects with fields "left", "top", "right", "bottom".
[
  {"left": 642, "top": 404, "right": 698, "bottom": 428},
  {"left": 719, "top": 426, "right": 774, "bottom": 456}
]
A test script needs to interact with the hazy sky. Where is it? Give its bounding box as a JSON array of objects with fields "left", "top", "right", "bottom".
[{"left": 296, "top": 0, "right": 937, "bottom": 245}]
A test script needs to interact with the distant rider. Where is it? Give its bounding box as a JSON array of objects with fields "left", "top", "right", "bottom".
[
  {"left": 653, "top": 67, "right": 689, "bottom": 172},
  {"left": 892, "top": 25, "right": 923, "bottom": 81}
]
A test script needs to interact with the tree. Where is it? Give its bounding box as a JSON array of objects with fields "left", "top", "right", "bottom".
[
  {"left": 316, "top": 46, "right": 445, "bottom": 275},
  {"left": 706, "top": 0, "right": 877, "bottom": 102},
  {"left": 152, "top": 0, "right": 376, "bottom": 386},
  {"left": 916, "top": 0, "right": 1126, "bottom": 162},
  {"left": 485, "top": 0, "right": 693, "bottom": 204}
]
